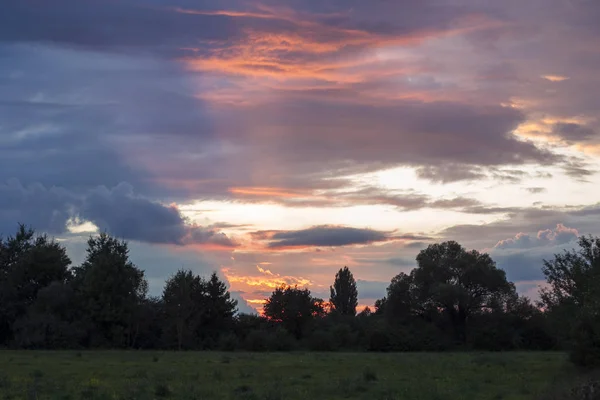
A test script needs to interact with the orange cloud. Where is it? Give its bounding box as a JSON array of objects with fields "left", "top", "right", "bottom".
[
  {"left": 180, "top": 5, "right": 502, "bottom": 90},
  {"left": 173, "top": 7, "right": 281, "bottom": 20},
  {"left": 223, "top": 265, "right": 312, "bottom": 289},
  {"left": 230, "top": 186, "right": 323, "bottom": 199},
  {"left": 541, "top": 75, "right": 570, "bottom": 82}
]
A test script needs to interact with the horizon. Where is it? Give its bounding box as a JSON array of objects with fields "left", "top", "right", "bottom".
[{"left": 1, "top": 0, "right": 600, "bottom": 313}]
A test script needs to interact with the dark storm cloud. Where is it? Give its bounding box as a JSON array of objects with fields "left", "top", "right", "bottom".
[
  {"left": 266, "top": 226, "right": 391, "bottom": 248},
  {"left": 0, "top": 0, "right": 241, "bottom": 52},
  {"left": 0, "top": 179, "right": 76, "bottom": 236},
  {"left": 0, "top": 44, "right": 221, "bottom": 199},
  {"left": 0, "top": 179, "right": 235, "bottom": 248},
  {"left": 0, "top": 0, "right": 482, "bottom": 54},
  {"left": 80, "top": 183, "right": 237, "bottom": 247}
]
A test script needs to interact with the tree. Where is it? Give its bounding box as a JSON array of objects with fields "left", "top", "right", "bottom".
[
  {"left": 71, "top": 233, "right": 148, "bottom": 347},
  {"left": 263, "top": 285, "right": 325, "bottom": 339},
  {"left": 162, "top": 269, "right": 204, "bottom": 350},
  {"left": 200, "top": 272, "right": 237, "bottom": 342},
  {"left": 413, "top": 241, "right": 514, "bottom": 343},
  {"left": 0, "top": 225, "right": 71, "bottom": 345},
  {"left": 13, "top": 282, "right": 86, "bottom": 349},
  {"left": 383, "top": 272, "right": 416, "bottom": 323},
  {"left": 329, "top": 266, "right": 358, "bottom": 316},
  {"left": 540, "top": 236, "right": 600, "bottom": 366},
  {"left": 540, "top": 235, "right": 600, "bottom": 313}
]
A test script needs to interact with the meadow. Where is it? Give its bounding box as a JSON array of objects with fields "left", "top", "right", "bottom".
[{"left": 0, "top": 351, "right": 575, "bottom": 400}]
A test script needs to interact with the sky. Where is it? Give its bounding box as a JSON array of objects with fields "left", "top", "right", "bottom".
[{"left": 1, "top": 0, "right": 599, "bottom": 314}]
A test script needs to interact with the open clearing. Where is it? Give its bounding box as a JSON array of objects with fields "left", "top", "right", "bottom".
[{"left": 0, "top": 351, "right": 570, "bottom": 400}]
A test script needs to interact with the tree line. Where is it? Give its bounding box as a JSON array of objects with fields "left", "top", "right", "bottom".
[{"left": 1, "top": 224, "right": 599, "bottom": 367}]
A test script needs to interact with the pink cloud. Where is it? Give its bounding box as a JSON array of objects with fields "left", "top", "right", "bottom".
[{"left": 495, "top": 224, "right": 579, "bottom": 249}]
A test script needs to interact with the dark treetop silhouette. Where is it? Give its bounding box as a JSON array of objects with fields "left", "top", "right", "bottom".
[{"left": 2, "top": 224, "right": 599, "bottom": 367}]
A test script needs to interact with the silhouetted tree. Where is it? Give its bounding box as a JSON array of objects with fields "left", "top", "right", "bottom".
[
  {"left": 0, "top": 225, "right": 71, "bottom": 345},
  {"left": 0, "top": 222, "right": 568, "bottom": 352},
  {"left": 162, "top": 269, "right": 205, "bottom": 350},
  {"left": 330, "top": 266, "right": 358, "bottom": 316},
  {"left": 540, "top": 235, "right": 600, "bottom": 313},
  {"left": 200, "top": 272, "right": 237, "bottom": 343},
  {"left": 71, "top": 233, "right": 148, "bottom": 347},
  {"left": 263, "top": 285, "right": 325, "bottom": 339},
  {"left": 13, "top": 282, "right": 85, "bottom": 349},
  {"left": 383, "top": 272, "right": 416, "bottom": 323},
  {"left": 412, "top": 241, "right": 514, "bottom": 343},
  {"left": 540, "top": 236, "right": 600, "bottom": 366}
]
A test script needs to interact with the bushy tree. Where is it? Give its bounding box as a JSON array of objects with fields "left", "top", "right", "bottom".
[
  {"left": 540, "top": 236, "right": 600, "bottom": 367},
  {"left": 383, "top": 272, "right": 416, "bottom": 323},
  {"left": 330, "top": 266, "right": 358, "bottom": 316},
  {"left": 0, "top": 222, "right": 567, "bottom": 353},
  {"left": 201, "top": 272, "right": 237, "bottom": 342},
  {"left": 163, "top": 269, "right": 205, "bottom": 349},
  {"left": 0, "top": 225, "right": 71, "bottom": 345},
  {"left": 264, "top": 285, "right": 325, "bottom": 339},
  {"left": 163, "top": 270, "right": 237, "bottom": 349},
  {"left": 71, "top": 233, "right": 148, "bottom": 347},
  {"left": 413, "top": 241, "right": 514, "bottom": 343}
]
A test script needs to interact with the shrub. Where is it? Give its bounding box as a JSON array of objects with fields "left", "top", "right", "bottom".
[
  {"left": 243, "top": 330, "right": 268, "bottom": 352},
  {"left": 368, "top": 330, "right": 391, "bottom": 352},
  {"left": 307, "top": 330, "right": 337, "bottom": 351},
  {"left": 331, "top": 323, "right": 356, "bottom": 349},
  {"left": 570, "top": 317, "right": 600, "bottom": 368},
  {"left": 268, "top": 328, "right": 295, "bottom": 351},
  {"left": 218, "top": 333, "right": 239, "bottom": 352}
]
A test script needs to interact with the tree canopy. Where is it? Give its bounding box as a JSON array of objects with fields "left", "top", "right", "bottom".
[
  {"left": 264, "top": 285, "right": 325, "bottom": 339},
  {"left": 413, "top": 241, "right": 515, "bottom": 342},
  {"left": 330, "top": 266, "right": 358, "bottom": 316},
  {"left": 0, "top": 223, "right": 585, "bottom": 357}
]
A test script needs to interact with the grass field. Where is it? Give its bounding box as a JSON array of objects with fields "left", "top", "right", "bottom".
[{"left": 0, "top": 351, "right": 573, "bottom": 400}]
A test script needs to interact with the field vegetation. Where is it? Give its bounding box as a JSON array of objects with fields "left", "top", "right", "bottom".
[{"left": 0, "top": 351, "right": 573, "bottom": 400}]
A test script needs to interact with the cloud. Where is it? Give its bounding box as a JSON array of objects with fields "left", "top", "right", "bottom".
[
  {"left": 0, "top": 179, "right": 236, "bottom": 249},
  {"left": 265, "top": 226, "right": 392, "bottom": 249},
  {"left": 0, "top": 179, "right": 76, "bottom": 235},
  {"left": 552, "top": 123, "right": 596, "bottom": 142},
  {"left": 80, "top": 183, "right": 237, "bottom": 248},
  {"left": 541, "top": 75, "right": 570, "bottom": 82},
  {"left": 415, "top": 165, "right": 487, "bottom": 183},
  {"left": 562, "top": 161, "right": 595, "bottom": 180},
  {"left": 525, "top": 187, "right": 546, "bottom": 194},
  {"left": 494, "top": 224, "right": 578, "bottom": 250}
]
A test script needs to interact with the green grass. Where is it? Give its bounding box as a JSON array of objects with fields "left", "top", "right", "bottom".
[{"left": 0, "top": 351, "right": 571, "bottom": 400}]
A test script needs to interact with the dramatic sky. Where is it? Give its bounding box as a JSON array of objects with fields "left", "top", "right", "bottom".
[{"left": 2, "top": 0, "right": 599, "bottom": 313}]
